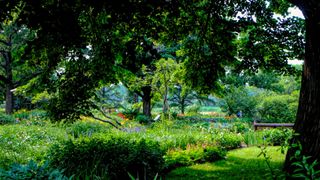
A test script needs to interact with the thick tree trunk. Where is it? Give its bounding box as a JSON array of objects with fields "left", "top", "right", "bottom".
[
  {"left": 284, "top": 3, "right": 320, "bottom": 172},
  {"left": 141, "top": 86, "right": 152, "bottom": 117}
]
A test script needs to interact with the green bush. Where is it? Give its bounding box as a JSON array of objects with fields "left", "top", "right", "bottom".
[
  {"left": 258, "top": 93, "right": 298, "bottom": 123},
  {"left": 186, "top": 104, "right": 201, "bottom": 114},
  {"left": 230, "top": 121, "right": 251, "bottom": 134},
  {"left": 48, "top": 134, "right": 165, "bottom": 179},
  {"left": 122, "top": 107, "right": 139, "bottom": 120},
  {"left": 203, "top": 146, "right": 227, "bottom": 162},
  {"left": 243, "top": 129, "right": 293, "bottom": 146},
  {"left": 262, "top": 129, "right": 293, "bottom": 146},
  {"left": 214, "top": 131, "right": 243, "bottom": 150},
  {"left": 220, "top": 86, "right": 261, "bottom": 118},
  {"left": 135, "top": 114, "right": 151, "bottom": 124},
  {"left": 164, "top": 145, "right": 226, "bottom": 170},
  {"left": 0, "top": 113, "right": 16, "bottom": 125},
  {"left": 0, "top": 161, "right": 68, "bottom": 180}
]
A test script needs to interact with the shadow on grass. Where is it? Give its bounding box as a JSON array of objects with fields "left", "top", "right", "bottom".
[{"left": 166, "top": 147, "right": 285, "bottom": 180}]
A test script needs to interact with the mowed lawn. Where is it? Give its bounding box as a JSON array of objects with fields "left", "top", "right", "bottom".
[{"left": 166, "top": 146, "right": 286, "bottom": 180}]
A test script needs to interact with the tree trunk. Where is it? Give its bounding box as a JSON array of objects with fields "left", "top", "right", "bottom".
[
  {"left": 180, "top": 97, "right": 185, "bottom": 114},
  {"left": 5, "top": 82, "right": 14, "bottom": 114},
  {"left": 284, "top": 3, "right": 320, "bottom": 171},
  {"left": 141, "top": 86, "right": 152, "bottom": 117},
  {"left": 181, "top": 103, "right": 185, "bottom": 114},
  {"left": 163, "top": 84, "right": 169, "bottom": 114},
  {"left": 4, "top": 52, "right": 13, "bottom": 114}
]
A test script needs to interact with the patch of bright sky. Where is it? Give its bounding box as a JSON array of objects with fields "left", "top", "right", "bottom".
[
  {"left": 288, "top": 8, "right": 304, "bottom": 65},
  {"left": 288, "top": 7, "right": 304, "bottom": 19},
  {"left": 273, "top": 7, "right": 304, "bottom": 65},
  {"left": 273, "top": 7, "right": 304, "bottom": 19}
]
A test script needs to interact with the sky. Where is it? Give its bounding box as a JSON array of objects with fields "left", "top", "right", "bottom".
[
  {"left": 288, "top": 7, "right": 304, "bottom": 19},
  {"left": 288, "top": 7, "right": 304, "bottom": 65}
]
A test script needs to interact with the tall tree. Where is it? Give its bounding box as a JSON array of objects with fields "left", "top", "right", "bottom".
[
  {"left": 283, "top": 0, "right": 320, "bottom": 171},
  {"left": 152, "top": 58, "right": 179, "bottom": 114},
  {"left": 117, "top": 37, "right": 161, "bottom": 117},
  {"left": 0, "top": 13, "right": 37, "bottom": 114}
]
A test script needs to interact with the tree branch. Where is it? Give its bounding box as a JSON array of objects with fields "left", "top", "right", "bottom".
[
  {"left": 95, "top": 104, "right": 122, "bottom": 127},
  {"left": 91, "top": 115, "right": 122, "bottom": 130}
]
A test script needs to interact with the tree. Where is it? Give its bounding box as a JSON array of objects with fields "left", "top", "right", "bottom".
[
  {"left": 220, "top": 86, "right": 260, "bottom": 118},
  {"left": 0, "top": 13, "right": 37, "bottom": 114},
  {"left": 152, "top": 58, "right": 179, "bottom": 114},
  {"left": 168, "top": 61, "right": 197, "bottom": 114},
  {"left": 283, "top": 0, "right": 320, "bottom": 171},
  {"left": 117, "top": 37, "right": 161, "bottom": 117}
]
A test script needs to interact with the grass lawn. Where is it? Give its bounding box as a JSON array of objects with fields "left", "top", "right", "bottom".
[{"left": 166, "top": 146, "right": 286, "bottom": 180}]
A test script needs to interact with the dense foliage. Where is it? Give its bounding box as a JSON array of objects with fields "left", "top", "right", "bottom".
[{"left": 48, "top": 135, "right": 165, "bottom": 179}]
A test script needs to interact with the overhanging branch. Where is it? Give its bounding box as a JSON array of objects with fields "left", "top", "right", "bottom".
[
  {"left": 91, "top": 115, "right": 122, "bottom": 130},
  {"left": 96, "top": 105, "right": 122, "bottom": 127}
]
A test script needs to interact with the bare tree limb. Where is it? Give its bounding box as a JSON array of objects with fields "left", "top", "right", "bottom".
[
  {"left": 96, "top": 106, "right": 122, "bottom": 126},
  {"left": 91, "top": 115, "right": 122, "bottom": 130}
]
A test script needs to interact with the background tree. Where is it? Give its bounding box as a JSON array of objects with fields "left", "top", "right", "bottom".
[
  {"left": 152, "top": 58, "right": 179, "bottom": 114},
  {"left": 117, "top": 37, "right": 161, "bottom": 117},
  {"left": 169, "top": 62, "right": 197, "bottom": 114},
  {"left": 0, "top": 13, "right": 38, "bottom": 114}
]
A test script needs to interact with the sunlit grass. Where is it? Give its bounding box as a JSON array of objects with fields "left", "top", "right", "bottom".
[{"left": 166, "top": 146, "right": 286, "bottom": 180}]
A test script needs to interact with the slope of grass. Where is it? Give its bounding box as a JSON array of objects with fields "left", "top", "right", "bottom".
[{"left": 166, "top": 146, "right": 285, "bottom": 180}]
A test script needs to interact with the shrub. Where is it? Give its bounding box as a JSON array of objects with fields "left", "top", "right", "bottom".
[
  {"left": 203, "top": 146, "right": 227, "bottom": 162},
  {"left": 230, "top": 121, "right": 251, "bottom": 134},
  {"left": 48, "top": 135, "right": 165, "bottom": 179},
  {"left": 122, "top": 107, "right": 139, "bottom": 120},
  {"left": 220, "top": 86, "right": 260, "bottom": 118},
  {"left": 135, "top": 114, "right": 151, "bottom": 124},
  {"left": 186, "top": 104, "right": 201, "bottom": 115},
  {"left": 262, "top": 129, "right": 293, "bottom": 146},
  {"left": 164, "top": 145, "right": 226, "bottom": 170},
  {"left": 258, "top": 94, "right": 298, "bottom": 123},
  {"left": 214, "top": 131, "right": 243, "bottom": 150},
  {"left": 244, "top": 129, "right": 293, "bottom": 146},
  {"left": 0, "top": 113, "right": 16, "bottom": 125},
  {"left": 0, "top": 161, "right": 68, "bottom": 180}
]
